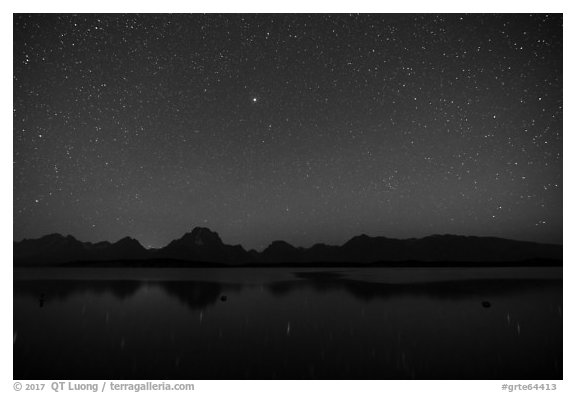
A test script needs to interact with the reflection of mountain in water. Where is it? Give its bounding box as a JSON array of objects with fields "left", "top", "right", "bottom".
[
  {"left": 14, "top": 280, "right": 143, "bottom": 302},
  {"left": 266, "top": 271, "right": 562, "bottom": 301},
  {"left": 268, "top": 272, "right": 560, "bottom": 301},
  {"left": 14, "top": 271, "right": 561, "bottom": 311},
  {"left": 14, "top": 270, "right": 563, "bottom": 380},
  {"left": 157, "top": 280, "right": 243, "bottom": 309},
  {"left": 14, "top": 280, "right": 243, "bottom": 311}
]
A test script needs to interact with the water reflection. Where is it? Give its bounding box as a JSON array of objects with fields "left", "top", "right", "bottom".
[
  {"left": 14, "top": 271, "right": 561, "bottom": 310},
  {"left": 14, "top": 269, "right": 562, "bottom": 380},
  {"left": 269, "top": 270, "right": 561, "bottom": 302},
  {"left": 14, "top": 279, "right": 244, "bottom": 311}
]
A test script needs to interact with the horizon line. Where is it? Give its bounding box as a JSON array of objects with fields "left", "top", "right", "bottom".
[{"left": 13, "top": 227, "right": 564, "bottom": 251}]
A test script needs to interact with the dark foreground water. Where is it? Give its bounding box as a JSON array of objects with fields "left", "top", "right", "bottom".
[{"left": 14, "top": 267, "right": 562, "bottom": 380}]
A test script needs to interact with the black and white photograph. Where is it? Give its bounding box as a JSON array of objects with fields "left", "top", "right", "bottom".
[{"left": 10, "top": 6, "right": 566, "bottom": 386}]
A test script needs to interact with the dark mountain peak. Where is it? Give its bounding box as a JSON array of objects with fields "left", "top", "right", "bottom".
[
  {"left": 265, "top": 240, "right": 297, "bottom": 251},
  {"left": 308, "top": 242, "right": 339, "bottom": 251},
  {"left": 34, "top": 233, "right": 78, "bottom": 243},
  {"left": 36, "top": 233, "right": 81, "bottom": 246},
  {"left": 113, "top": 236, "right": 145, "bottom": 250},
  {"left": 179, "top": 227, "right": 223, "bottom": 247},
  {"left": 41, "top": 233, "right": 66, "bottom": 240},
  {"left": 352, "top": 233, "right": 373, "bottom": 240},
  {"left": 101, "top": 236, "right": 147, "bottom": 260},
  {"left": 191, "top": 226, "right": 214, "bottom": 234},
  {"left": 261, "top": 240, "right": 302, "bottom": 263},
  {"left": 14, "top": 232, "right": 86, "bottom": 264},
  {"left": 115, "top": 236, "right": 139, "bottom": 245},
  {"left": 344, "top": 233, "right": 378, "bottom": 246},
  {"left": 14, "top": 230, "right": 562, "bottom": 266},
  {"left": 159, "top": 227, "right": 250, "bottom": 263},
  {"left": 92, "top": 241, "right": 112, "bottom": 249}
]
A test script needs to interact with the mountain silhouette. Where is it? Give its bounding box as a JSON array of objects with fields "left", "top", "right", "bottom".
[
  {"left": 13, "top": 233, "right": 148, "bottom": 266},
  {"left": 13, "top": 227, "right": 562, "bottom": 267},
  {"left": 156, "top": 227, "right": 250, "bottom": 263},
  {"left": 260, "top": 240, "right": 303, "bottom": 263}
]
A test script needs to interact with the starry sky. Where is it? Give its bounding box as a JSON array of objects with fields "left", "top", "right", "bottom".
[{"left": 13, "top": 14, "right": 562, "bottom": 250}]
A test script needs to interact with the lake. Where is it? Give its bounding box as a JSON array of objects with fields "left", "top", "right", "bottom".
[{"left": 13, "top": 267, "right": 562, "bottom": 379}]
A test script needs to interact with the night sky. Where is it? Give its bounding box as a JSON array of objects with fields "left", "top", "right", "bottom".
[{"left": 13, "top": 14, "right": 562, "bottom": 250}]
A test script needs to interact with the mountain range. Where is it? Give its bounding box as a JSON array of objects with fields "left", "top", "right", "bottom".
[{"left": 13, "top": 227, "right": 562, "bottom": 267}]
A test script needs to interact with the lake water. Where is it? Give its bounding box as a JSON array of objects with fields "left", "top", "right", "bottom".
[{"left": 14, "top": 267, "right": 562, "bottom": 379}]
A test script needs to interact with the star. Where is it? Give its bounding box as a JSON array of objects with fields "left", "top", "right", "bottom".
[{"left": 12, "top": 14, "right": 562, "bottom": 249}]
